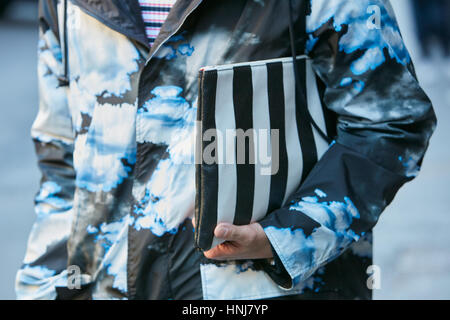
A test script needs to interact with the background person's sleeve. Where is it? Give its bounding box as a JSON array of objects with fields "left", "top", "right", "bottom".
[
  {"left": 259, "top": 0, "right": 437, "bottom": 289},
  {"left": 15, "top": 3, "right": 76, "bottom": 299}
]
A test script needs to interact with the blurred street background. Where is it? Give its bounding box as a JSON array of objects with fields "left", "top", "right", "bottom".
[{"left": 0, "top": 0, "right": 449, "bottom": 300}]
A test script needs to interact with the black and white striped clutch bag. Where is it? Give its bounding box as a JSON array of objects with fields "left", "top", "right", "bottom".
[{"left": 194, "top": 54, "right": 332, "bottom": 251}]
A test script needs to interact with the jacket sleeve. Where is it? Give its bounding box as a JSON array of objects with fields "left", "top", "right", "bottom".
[
  {"left": 15, "top": 3, "right": 76, "bottom": 299},
  {"left": 259, "top": 0, "right": 436, "bottom": 289}
]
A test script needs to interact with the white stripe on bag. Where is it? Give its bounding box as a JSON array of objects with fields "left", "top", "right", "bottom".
[
  {"left": 306, "top": 59, "right": 329, "bottom": 159},
  {"left": 213, "top": 69, "right": 237, "bottom": 248},
  {"left": 250, "top": 64, "right": 272, "bottom": 222},
  {"left": 281, "top": 61, "right": 304, "bottom": 206}
]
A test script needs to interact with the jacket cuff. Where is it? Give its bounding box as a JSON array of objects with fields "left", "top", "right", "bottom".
[
  {"left": 260, "top": 212, "right": 323, "bottom": 287},
  {"left": 255, "top": 238, "right": 293, "bottom": 290}
]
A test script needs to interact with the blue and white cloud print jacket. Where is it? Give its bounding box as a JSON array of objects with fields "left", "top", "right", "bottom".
[{"left": 16, "top": 0, "right": 436, "bottom": 300}]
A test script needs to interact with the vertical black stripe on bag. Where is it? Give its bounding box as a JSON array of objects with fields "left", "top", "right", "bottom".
[
  {"left": 197, "top": 70, "right": 219, "bottom": 250},
  {"left": 295, "top": 59, "right": 318, "bottom": 181},
  {"left": 266, "top": 62, "right": 288, "bottom": 213},
  {"left": 232, "top": 66, "right": 255, "bottom": 226}
]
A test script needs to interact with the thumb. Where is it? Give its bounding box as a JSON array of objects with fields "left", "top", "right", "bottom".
[{"left": 214, "top": 223, "right": 248, "bottom": 242}]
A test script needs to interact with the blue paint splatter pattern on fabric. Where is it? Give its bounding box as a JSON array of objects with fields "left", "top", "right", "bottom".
[
  {"left": 133, "top": 85, "right": 196, "bottom": 236},
  {"left": 264, "top": 189, "right": 361, "bottom": 282}
]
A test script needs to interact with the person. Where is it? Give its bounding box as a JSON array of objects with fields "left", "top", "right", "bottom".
[
  {"left": 0, "top": 0, "right": 11, "bottom": 17},
  {"left": 16, "top": 0, "right": 436, "bottom": 300},
  {"left": 411, "top": 0, "right": 450, "bottom": 57}
]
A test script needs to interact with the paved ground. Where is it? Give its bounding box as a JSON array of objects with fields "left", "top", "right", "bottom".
[
  {"left": 0, "top": 1, "right": 448, "bottom": 300},
  {"left": 0, "top": 2, "right": 40, "bottom": 300}
]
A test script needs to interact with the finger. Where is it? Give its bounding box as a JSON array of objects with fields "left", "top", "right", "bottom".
[
  {"left": 214, "top": 223, "right": 248, "bottom": 242},
  {"left": 203, "top": 242, "right": 238, "bottom": 260},
  {"left": 203, "top": 246, "right": 225, "bottom": 260},
  {"left": 191, "top": 216, "right": 196, "bottom": 229}
]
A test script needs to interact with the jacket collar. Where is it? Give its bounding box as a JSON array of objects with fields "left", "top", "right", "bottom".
[
  {"left": 148, "top": 0, "right": 204, "bottom": 58},
  {"left": 70, "top": 0, "right": 204, "bottom": 51}
]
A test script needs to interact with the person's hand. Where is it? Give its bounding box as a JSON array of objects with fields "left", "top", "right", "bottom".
[{"left": 192, "top": 218, "right": 273, "bottom": 260}]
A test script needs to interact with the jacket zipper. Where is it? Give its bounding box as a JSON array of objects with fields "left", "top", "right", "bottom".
[
  {"left": 58, "top": 0, "right": 70, "bottom": 87},
  {"left": 128, "top": 0, "right": 205, "bottom": 299}
]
